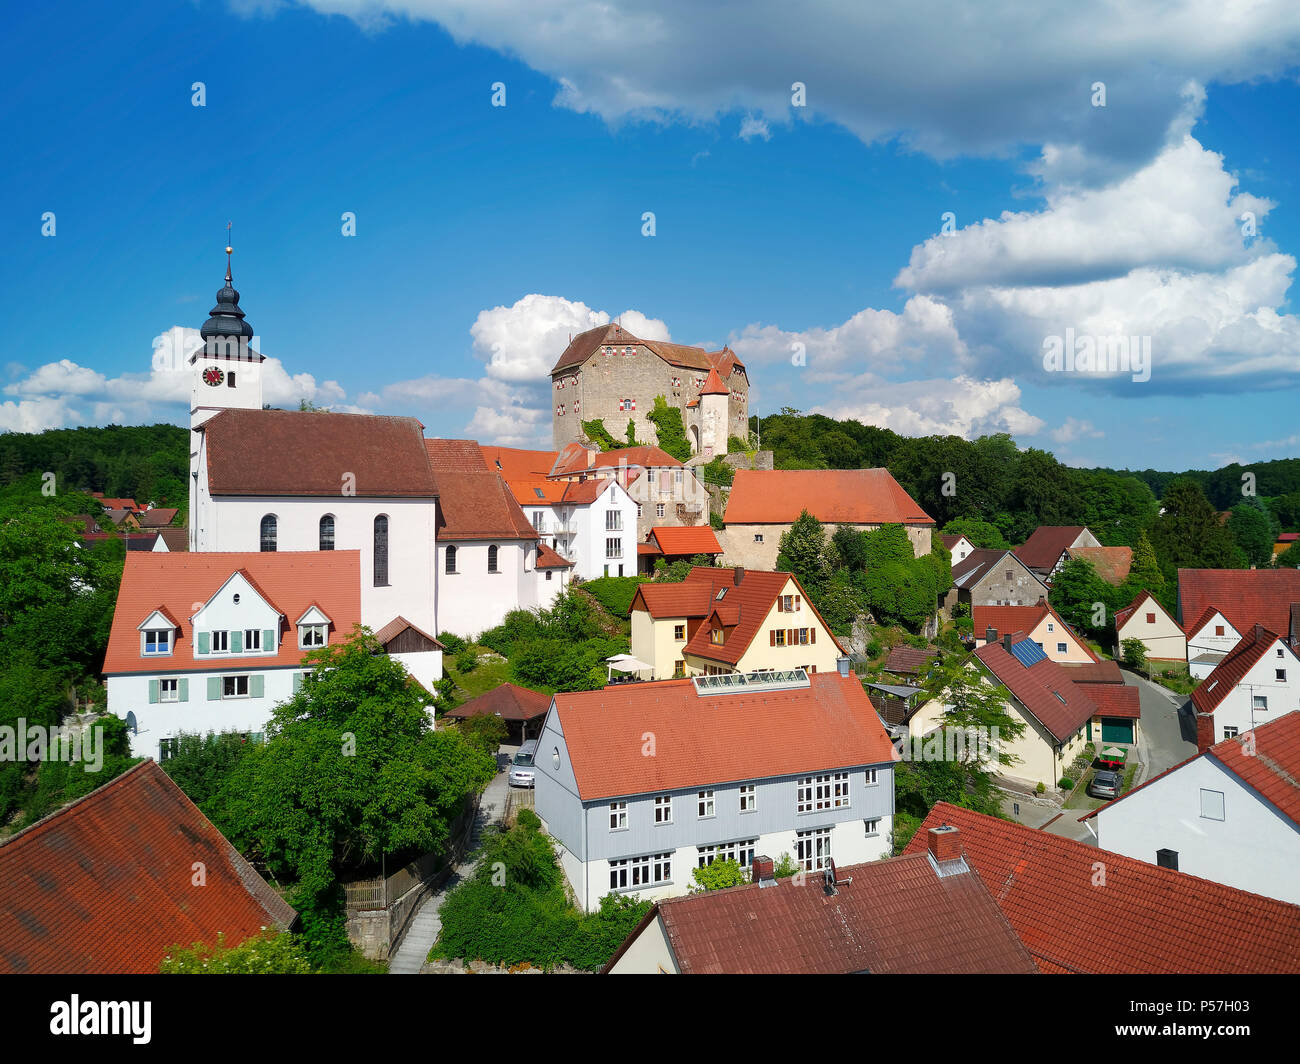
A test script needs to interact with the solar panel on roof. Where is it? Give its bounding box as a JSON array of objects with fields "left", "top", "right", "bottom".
[{"left": 1008, "top": 639, "right": 1047, "bottom": 667}]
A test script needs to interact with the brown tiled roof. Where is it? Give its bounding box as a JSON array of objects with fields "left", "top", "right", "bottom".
[
  {"left": 0, "top": 761, "right": 296, "bottom": 974},
  {"left": 974, "top": 604, "right": 1049, "bottom": 639},
  {"left": 536, "top": 543, "right": 573, "bottom": 569},
  {"left": 1059, "top": 659, "right": 1124, "bottom": 684},
  {"left": 1014, "top": 526, "right": 1089, "bottom": 572},
  {"left": 940, "top": 533, "right": 969, "bottom": 551},
  {"left": 1191, "top": 625, "right": 1282, "bottom": 716},
  {"left": 1065, "top": 545, "right": 1132, "bottom": 585},
  {"left": 137, "top": 507, "right": 178, "bottom": 528},
  {"left": 426, "top": 440, "right": 539, "bottom": 541},
  {"left": 204, "top": 409, "right": 436, "bottom": 497},
  {"left": 648, "top": 525, "right": 722, "bottom": 556},
  {"left": 156, "top": 527, "right": 189, "bottom": 552},
  {"left": 974, "top": 642, "right": 1098, "bottom": 743},
  {"left": 907, "top": 803, "right": 1300, "bottom": 974},
  {"left": 553, "top": 672, "right": 893, "bottom": 801},
  {"left": 642, "top": 851, "right": 1036, "bottom": 974},
  {"left": 548, "top": 323, "right": 744, "bottom": 376},
  {"left": 444, "top": 682, "right": 552, "bottom": 723},
  {"left": 551, "top": 444, "right": 683, "bottom": 478},
  {"left": 372, "top": 615, "right": 443, "bottom": 648},
  {"left": 723, "top": 468, "right": 934, "bottom": 526},
  {"left": 1082, "top": 682, "right": 1141, "bottom": 718},
  {"left": 1178, "top": 568, "right": 1300, "bottom": 637},
  {"left": 883, "top": 645, "right": 938, "bottom": 676},
  {"left": 104, "top": 551, "right": 361, "bottom": 676}
]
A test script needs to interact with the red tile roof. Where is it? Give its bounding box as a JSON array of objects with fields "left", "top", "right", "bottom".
[
  {"left": 974, "top": 642, "right": 1098, "bottom": 743},
  {"left": 444, "top": 682, "right": 553, "bottom": 723},
  {"left": 549, "top": 323, "right": 745, "bottom": 377},
  {"left": 1059, "top": 659, "right": 1124, "bottom": 684},
  {"left": 940, "top": 533, "right": 970, "bottom": 551},
  {"left": 723, "top": 468, "right": 934, "bottom": 526},
  {"left": 1013, "top": 526, "right": 1090, "bottom": 572},
  {"left": 884, "top": 645, "right": 939, "bottom": 676},
  {"left": 204, "top": 409, "right": 437, "bottom": 497},
  {"left": 137, "top": 507, "right": 179, "bottom": 528},
  {"left": 639, "top": 851, "right": 1036, "bottom": 974},
  {"left": 1178, "top": 568, "right": 1300, "bottom": 637},
  {"left": 0, "top": 761, "right": 295, "bottom": 973},
  {"left": 648, "top": 525, "right": 722, "bottom": 556},
  {"left": 103, "top": 551, "right": 361, "bottom": 675},
  {"left": 536, "top": 543, "right": 573, "bottom": 569},
  {"left": 905, "top": 803, "right": 1300, "bottom": 974},
  {"left": 1081, "top": 682, "right": 1141, "bottom": 718},
  {"left": 974, "top": 604, "right": 1049, "bottom": 639},
  {"left": 699, "top": 367, "right": 728, "bottom": 395},
  {"left": 96, "top": 497, "right": 139, "bottom": 511},
  {"left": 1114, "top": 589, "right": 1170, "bottom": 630},
  {"left": 426, "top": 440, "right": 540, "bottom": 541},
  {"left": 552, "top": 672, "right": 893, "bottom": 801},
  {"left": 1064, "top": 545, "right": 1132, "bottom": 585},
  {"left": 1191, "top": 624, "right": 1282, "bottom": 716},
  {"left": 550, "top": 444, "right": 683, "bottom": 478}
]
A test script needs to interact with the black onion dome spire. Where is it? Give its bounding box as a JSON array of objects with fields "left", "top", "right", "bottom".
[{"left": 200, "top": 244, "right": 254, "bottom": 340}]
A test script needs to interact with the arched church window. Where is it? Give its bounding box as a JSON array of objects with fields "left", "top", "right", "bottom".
[
  {"left": 260, "top": 515, "right": 277, "bottom": 552},
  {"left": 319, "top": 514, "right": 335, "bottom": 551},
  {"left": 373, "top": 515, "right": 389, "bottom": 586}
]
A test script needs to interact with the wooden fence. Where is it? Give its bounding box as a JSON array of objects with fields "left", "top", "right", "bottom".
[{"left": 343, "top": 796, "right": 477, "bottom": 912}]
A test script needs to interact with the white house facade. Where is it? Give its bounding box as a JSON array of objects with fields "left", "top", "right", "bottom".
[{"left": 1191, "top": 626, "right": 1300, "bottom": 749}]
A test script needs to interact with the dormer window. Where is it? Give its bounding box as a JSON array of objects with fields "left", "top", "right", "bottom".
[
  {"left": 711, "top": 628, "right": 725, "bottom": 645},
  {"left": 296, "top": 605, "right": 331, "bottom": 649},
  {"left": 143, "top": 629, "right": 172, "bottom": 655},
  {"left": 301, "top": 625, "right": 326, "bottom": 648}
]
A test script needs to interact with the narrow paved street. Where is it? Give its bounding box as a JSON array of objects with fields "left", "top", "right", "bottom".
[{"left": 388, "top": 753, "right": 512, "bottom": 974}]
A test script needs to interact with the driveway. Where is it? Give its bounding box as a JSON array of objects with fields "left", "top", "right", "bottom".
[{"left": 1122, "top": 667, "right": 1196, "bottom": 782}]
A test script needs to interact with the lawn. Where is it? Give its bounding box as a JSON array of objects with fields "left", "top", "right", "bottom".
[{"left": 444, "top": 646, "right": 551, "bottom": 704}]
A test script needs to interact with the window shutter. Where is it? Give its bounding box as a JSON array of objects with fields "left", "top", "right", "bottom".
[
  {"left": 231, "top": 630, "right": 244, "bottom": 654},
  {"left": 795, "top": 595, "right": 801, "bottom": 610},
  {"left": 293, "top": 672, "right": 303, "bottom": 693},
  {"left": 250, "top": 675, "right": 265, "bottom": 698},
  {"left": 148, "top": 679, "right": 159, "bottom": 704},
  {"left": 264, "top": 629, "right": 275, "bottom": 652},
  {"left": 770, "top": 630, "right": 776, "bottom": 647},
  {"left": 810, "top": 628, "right": 816, "bottom": 644},
  {"left": 776, "top": 599, "right": 783, "bottom": 613},
  {"left": 787, "top": 629, "right": 794, "bottom": 645},
  {"left": 207, "top": 677, "right": 221, "bottom": 700},
  {"left": 198, "top": 631, "right": 210, "bottom": 654},
  {"left": 178, "top": 678, "right": 189, "bottom": 702}
]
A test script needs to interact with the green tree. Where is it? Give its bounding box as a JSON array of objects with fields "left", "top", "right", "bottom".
[
  {"left": 690, "top": 859, "right": 748, "bottom": 892},
  {"left": 776, "top": 510, "right": 832, "bottom": 592},
  {"left": 1150, "top": 478, "right": 1245, "bottom": 576},
  {"left": 1120, "top": 638, "right": 1148, "bottom": 672},
  {"left": 161, "top": 930, "right": 313, "bottom": 974},
  {"left": 941, "top": 518, "right": 1010, "bottom": 550},
  {"left": 1049, "top": 558, "right": 1116, "bottom": 638},
  {"left": 1227, "top": 501, "right": 1278, "bottom": 569}
]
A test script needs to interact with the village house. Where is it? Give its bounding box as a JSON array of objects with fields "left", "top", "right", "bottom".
[
  {"left": 908, "top": 636, "right": 1096, "bottom": 790},
  {"left": 604, "top": 827, "right": 1036, "bottom": 974},
  {"left": 940, "top": 532, "right": 975, "bottom": 564},
  {"left": 1113, "top": 589, "right": 1186, "bottom": 662},
  {"left": 637, "top": 524, "right": 724, "bottom": 574},
  {"left": 905, "top": 803, "right": 1300, "bottom": 974},
  {"left": 1084, "top": 711, "right": 1300, "bottom": 904},
  {"left": 547, "top": 442, "right": 711, "bottom": 541},
  {"left": 532, "top": 668, "right": 895, "bottom": 911},
  {"left": 1178, "top": 568, "right": 1300, "bottom": 678},
  {"left": 480, "top": 444, "right": 639, "bottom": 581},
  {"left": 549, "top": 322, "right": 748, "bottom": 456},
  {"left": 719, "top": 468, "right": 934, "bottom": 570},
  {"left": 0, "top": 761, "right": 296, "bottom": 973},
  {"left": 973, "top": 600, "right": 1097, "bottom": 664},
  {"left": 1013, "top": 525, "right": 1102, "bottom": 580},
  {"left": 1190, "top": 624, "right": 1300, "bottom": 749},
  {"left": 629, "top": 566, "right": 844, "bottom": 679},
  {"left": 946, "top": 549, "right": 1050, "bottom": 612}
]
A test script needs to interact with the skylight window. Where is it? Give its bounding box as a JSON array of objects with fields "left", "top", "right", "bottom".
[
  {"left": 534, "top": 488, "right": 545, "bottom": 498},
  {"left": 716, "top": 588, "right": 727, "bottom": 601}
]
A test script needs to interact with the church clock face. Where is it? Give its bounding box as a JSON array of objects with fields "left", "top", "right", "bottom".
[{"left": 203, "top": 366, "right": 225, "bottom": 387}]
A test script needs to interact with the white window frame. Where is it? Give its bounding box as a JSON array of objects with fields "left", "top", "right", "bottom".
[
  {"left": 300, "top": 624, "right": 326, "bottom": 649},
  {"left": 609, "top": 801, "right": 627, "bottom": 831},
  {"left": 864, "top": 769, "right": 878, "bottom": 786},
  {"left": 222, "top": 675, "right": 250, "bottom": 699},
  {"left": 1199, "top": 788, "right": 1225, "bottom": 821},
  {"left": 211, "top": 629, "right": 230, "bottom": 654},
  {"left": 1056, "top": 642, "right": 1067, "bottom": 654},
  {"left": 697, "top": 790, "right": 715, "bottom": 818},
  {"left": 797, "top": 772, "right": 850, "bottom": 813},
  {"left": 864, "top": 818, "right": 881, "bottom": 836},
  {"left": 605, "top": 537, "right": 622, "bottom": 560},
  {"left": 142, "top": 629, "right": 172, "bottom": 656},
  {"left": 739, "top": 784, "right": 756, "bottom": 812},
  {"left": 653, "top": 794, "right": 672, "bottom": 824},
  {"left": 244, "top": 628, "right": 262, "bottom": 652},
  {"left": 796, "top": 827, "right": 833, "bottom": 871},
  {"left": 696, "top": 839, "right": 757, "bottom": 868},
  {"left": 605, "top": 510, "right": 622, "bottom": 531},
  {"left": 159, "top": 678, "right": 179, "bottom": 703},
  {"left": 610, "top": 852, "right": 672, "bottom": 892},
  {"left": 655, "top": 503, "right": 665, "bottom": 518},
  {"left": 1252, "top": 694, "right": 1268, "bottom": 711}
]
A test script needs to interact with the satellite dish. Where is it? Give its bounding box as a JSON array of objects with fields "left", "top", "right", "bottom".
[{"left": 124, "top": 711, "right": 137, "bottom": 736}]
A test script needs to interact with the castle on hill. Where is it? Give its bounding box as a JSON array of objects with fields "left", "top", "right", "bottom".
[{"left": 549, "top": 323, "right": 749, "bottom": 457}]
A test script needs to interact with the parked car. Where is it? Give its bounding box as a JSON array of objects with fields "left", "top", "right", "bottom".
[
  {"left": 508, "top": 740, "right": 538, "bottom": 788},
  {"left": 1088, "top": 769, "right": 1122, "bottom": 800}
]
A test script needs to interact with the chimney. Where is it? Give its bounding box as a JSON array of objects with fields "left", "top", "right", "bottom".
[
  {"left": 1156, "top": 848, "right": 1179, "bottom": 871},
  {"left": 1003, "top": 632, "right": 1013, "bottom": 650},
  {"left": 985, "top": 626, "right": 997, "bottom": 644},
  {"left": 836, "top": 655, "right": 850, "bottom": 677},
  {"left": 734, "top": 566, "right": 745, "bottom": 586},
  {"left": 927, "top": 825, "right": 962, "bottom": 863},
  {"left": 752, "top": 855, "right": 776, "bottom": 887}
]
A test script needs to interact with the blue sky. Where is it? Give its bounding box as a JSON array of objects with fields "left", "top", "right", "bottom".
[{"left": 4, "top": 1, "right": 1300, "bottom": 471}]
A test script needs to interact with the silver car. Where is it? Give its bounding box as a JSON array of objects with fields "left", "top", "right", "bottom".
[{"left": 508, "top": 740, "right": 538, "bottom": 788}]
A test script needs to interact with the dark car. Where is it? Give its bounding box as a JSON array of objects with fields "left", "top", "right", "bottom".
[{"left": 1088, "top": 769, "right": 1122, "bottom": 800}]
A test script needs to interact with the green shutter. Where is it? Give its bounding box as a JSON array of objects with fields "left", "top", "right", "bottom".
[
  {"left": 250, "top": 674, "right": 264, "bottom": 698},
  {"left": 198, "top": 631, "right": 210, "bottom": 655},
  {"left": 264, "top": 628, "right": 275, "bottom": 652},
  {"left": 231, "top": 630, "right": 243, "bottom": 654},
  {"left": 207, "top": 676, "right": 221, "bottom": 700},
  {"left": 178, "top": 678, "right": 189, "bottom": 702},
  {"left": 148, "top": 679, "right": 159, "bottom": 704},
  {"left": 293, "top": 672, "right": 303, "bottom": 693}
]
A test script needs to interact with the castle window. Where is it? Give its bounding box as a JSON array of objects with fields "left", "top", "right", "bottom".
[
  {"left": 319, "top": 514, "right": 335, "bottom": 551},
  {"left": 260, "top": 515, "right": 277, "bottom": 552},
  {"left": 373, "top": 515, "right": 389, "bottom": 586}
]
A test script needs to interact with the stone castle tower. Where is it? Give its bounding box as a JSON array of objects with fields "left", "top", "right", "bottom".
[{"left": 549, "top": 323, "right": 748, "bottom": 456}]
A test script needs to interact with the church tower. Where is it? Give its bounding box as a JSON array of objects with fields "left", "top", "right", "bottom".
[{"left": 189, "top": 244, "right": 266, "bottom": 544}]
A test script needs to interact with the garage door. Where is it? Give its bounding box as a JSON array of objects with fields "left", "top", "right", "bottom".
[{"left": 1101, "top": 718, "right": 1134, "bottom": 744}]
